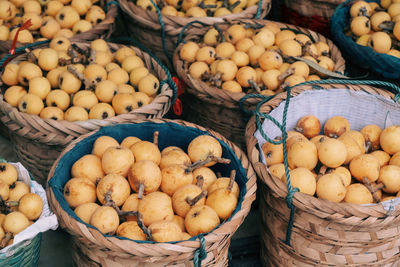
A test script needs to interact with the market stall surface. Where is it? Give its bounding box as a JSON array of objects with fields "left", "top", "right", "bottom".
[{"left": 0, "top": 134, "right": 261, "bottom": 266}]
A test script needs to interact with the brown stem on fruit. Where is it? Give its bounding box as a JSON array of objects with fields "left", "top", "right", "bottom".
[
  {"left": 248, "top": 79, "right": 261, "bottom": 93},
  {"left": 228, "top": 169, "right": 236, "bottom": 192},
  {"left": 71, "top": 43, "right": 89, "bottom": 58},
  {"left": 0, "top": 232, "right": 12, "bottom": 249},
  {"left": 358, "top": 6, "right": 369, "bottom": 17},
  {"left": 278, "top": 68, "right": 295, "bottom": 82},
  {"left": 202, "top": 72, "right": 223, "bottom": 87},
  {"left": 153, "top": 131, "right": 159, "bottom": 146},
  {"left": 228, "top": 0, "right": 240, "bottom": 10},
  {"left": 26, "top": 49, "right": 37, "bottom": 64},
  {"left": 198, "top": 1, "right": 217, "bottom": 8},
  {"left": 316, "top": 165, "right": 328, "bottom": 182},
  {"left": 243, "top": 23, "right": 264, "bottom": 30},
  {"left": 362, "top": 177, "right": 384, "bottom": 203},
  {"left": 186, "top": 190, "right": 207, "bottom": 206},
  {"left": 67, "top": 46, "right": 83, "bottom": 64},
  {"left": 0, "top": 195, "right": 11, "bottom": 214},
  {"left": 195, "top": 175, "right": 204, "bottom": 189},
  {"left": 138, "top": 183, "right": 145, "bottom": 200},
  {"left": 365, "top": 141, "right": 372, "bottom": 153},
  {"left": 137, "top": 212, "right": 152, "bottom": 241},
  {"left": 223, "top": 0, "right": 228, "bottom": 8},
  {"left": 104, "top": 190, "right": 139, "bottom": 218},
  {"left": 294, "top": 126, "right": 304, "bottom": 133},
  {"left": 5, "top": 201, "right": 19, "bottom": 207},
  {"left": 217, "top": 172, "right": 222, "bottom": 178},
  {"left": 378, "top": 21, "right": 395, "bottom": 32},
  {"left": 88, "top": 49, "right": 96, "bottom": 64},
  {"left": 187, "top": 155, "right": 231, "bottom": 172},
  {"left": 303, "top": 41, "right": 318, "bottom": 58},
  {"left": 67, "top": 65, "right": 92, "bottom": 90},
  {"left": 392, "top": 38, "right": 400, "bottom": 50}
]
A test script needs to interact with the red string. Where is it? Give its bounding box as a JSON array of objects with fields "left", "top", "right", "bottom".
[
  {"left": 172, "top": 76, "right": 185, "bottom": 116},
  {"left": 280, "top": 5, "right": 331, "bottom": 38},
  {"left": 2, "top": 19, "right": 33, "bottom": 68}
]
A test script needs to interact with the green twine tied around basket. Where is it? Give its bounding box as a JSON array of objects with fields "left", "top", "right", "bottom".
[
  {"left": 240, "top": 78, "right": 400, "bottom": 245},
  {"left": 193, "top": 235, "right": 207, "bottom": 267}
]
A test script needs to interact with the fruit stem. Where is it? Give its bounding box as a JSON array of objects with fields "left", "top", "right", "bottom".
[
  {"left": 216, "top": 172, "right": 222, "bottom": 178},
  {"left": 5, "top": 201, "right": 19, "bottom": 207},
  {"left": 26, "top": 48, "right": 37, "bottom": 64},
  {"left": 294, "top": 126, "right": 304, "bottom": 133},
  {"left": 278, "top": 68, "right": 295, "bottom": 82},
  {"left": 365, "top": 141, "right": 372, "bottom": 153},
  {"left": 186, "top": 190, "right": 207, "bottom": 206},
  {"left": 71, "top": 43, "right": 88, "bottom": 57},
  {"left": 316, "top": 165, "right": 328, "bottom": 182},
  {"left": 303, "top": 41, "right": 318, "bottom": 58},
  {"left": 0, "top": 232, "right": 12, "bottom": 249},
  {"left": 187, "top": 155, "right": 231, "bottom": 172},
  {"left": 228, "top": 169, "right": 236, "bottom": 192},
  {"left": 378, "top": 21, "right": 394, "bottom": 32},
  {"left": 228, "top": 0, "right": 240, "bottom": 10},
  {"left": 153, "top": 131, "right": 159, "bottom": 146},
  {"left": 67, "top": 46, "right": 84, "bottom": 64},
  {"left": 202, "top": 72, "right": 223, "bottom": 87},
  {"left": 67, "top": 65, "right": 92, "bottom": 90},
  {"left": 88, "top": 49, "right": 96, "bottom": 65},
  {"left": 138, "top": 183, "right": 145, "bottom": 200},
  {"left": 248, "top": 80, "right": 261, "bottom": 93},
  {"left": 0, "top": 195, "right": 12, "bottom": 214},
  {"left": 137, "top": 212, "right": 152, "bottom": 241},
  {"left": 195, "top": 175, "right": 204, "bottom": 189},
  {"left": 362, "top": 177, "right": 384, "bottom": 203}
]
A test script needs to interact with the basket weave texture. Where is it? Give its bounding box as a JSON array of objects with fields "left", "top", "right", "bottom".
[
  {"left": 46, "top": 119, "right": 256, "bottom": 267},
  {"left": 173, "top": 18, "right": 346, "bottom": 150},
  {"left": 0, "top": 0, "right": 118, "bottom": 54},
  {"left": 118, "top": 0, "right": 271, "bottom": 67},
  {"left": 330, "top": 0, "right": 400, "bottom": 79},
  {"left": 0, "top": 234, "right": 42, "bottom": 267},
  {"left": 0, "top": 41, "right": 175, "bottom": 186},
  {"left": 245, "top": 83, "right": 400, "bottom": 266}
]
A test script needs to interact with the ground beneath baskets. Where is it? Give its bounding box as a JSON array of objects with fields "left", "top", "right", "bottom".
[{"left": 0, "top": 135, "right": 262, "bottom": 266}]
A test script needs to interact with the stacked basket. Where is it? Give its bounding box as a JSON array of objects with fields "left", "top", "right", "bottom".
[
  {"left": 47, "top": 119, "right": 256, "bottom": 266},
  {"left": 0, "top": 40, "right": 176, "bottom": 186},
  {"left": 246, "top": 81, "right": 400, "bottom": 266},
  {"left": 173, "top": 18, "right": 346, "bottom": 150},
  {"left": 118, "top": 0, "right": 271, "bottom": 67}
]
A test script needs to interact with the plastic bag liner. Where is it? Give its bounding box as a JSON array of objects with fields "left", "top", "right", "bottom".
[
  {"left": 254, "top": 88, "right": 400, "bottom": 209},
  {"left": 1, "top": 162, "right": 59, "bottom": 255},
  {"left": 48, "top": 122, "right": 247, "bottom": 243},
  {"left": 330, "top": 0, "right": 400, "bottom": 79}
]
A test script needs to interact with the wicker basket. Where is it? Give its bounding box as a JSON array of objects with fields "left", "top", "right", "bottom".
[
  {"left": 118, "top": 0, "right": 271, "bottom": 68},
  {"left": 46, "top": 119, "right": 256, "bottom": 266},
  {"left": 280, "top": 0, "right": 345, "bottom": 36},
  {"left": 0, "top": 41, "right": 175, "bottom": 186},
  {"left": 245, "top": 82, "right": 400, "bottom": 266},
  {"left": 330, "top": 0, "right": 400, "bottom": 79},
  {"left": 173, "top": 18, "right": 346, "bottom": 150},
  {"left": 0, "top": 233, "right": 42, "bottom": 267},
  {"left": 0, "top": 0, "right": 118, "bottom": 54}
]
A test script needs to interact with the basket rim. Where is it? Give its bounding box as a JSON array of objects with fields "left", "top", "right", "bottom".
[
  {"left": 118, "top": 0, "right": 271, "bottom": 35},
  {"left": 0, "top": 0, "right": 118, "bottom": 52},
  {"left": 173, "top": 18, "right": 347, "bottom": 109},
  {"left": 0, "top": 41, "right": 174, "bottom": 145},
  {"left": 245, "top": 83, "right": 400, "bottom": 225},
  {"left": 46, "top": 118, "right": 257, "bottom": 261}
]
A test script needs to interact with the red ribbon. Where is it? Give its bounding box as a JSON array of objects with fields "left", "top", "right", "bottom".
[
  {"left": 2, "top": 19, "right": 33, "bottom": 68},
  {"left": 172, "top": 76, "right": 185, "bottom": 116}
]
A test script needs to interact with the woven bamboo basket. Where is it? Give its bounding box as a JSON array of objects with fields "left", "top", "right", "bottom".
[
  {"left": 46, "top": 119, "right": 256, "bottom": 266},
  {"left": 173, "top": 18, "right": 346, "bottom": 150},
  {"left": 280, "top": 0, "right": 346, "bottom": 36},
  {"left": 118, "top": 0, "right": 271, "bottom": 68},
  {"left": 0, "top": 41, "right": 175, "bottom": 186},
  {"left": 245, "top": 82, "right": 400, "bottom": 266},
  {"left": 0, "top": 0, "right": 118, "bottom": 54}
]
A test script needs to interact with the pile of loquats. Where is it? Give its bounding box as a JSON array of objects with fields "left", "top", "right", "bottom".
[
  {"left": 2, "top": 39, "right": 161, "bottom": 121},
  {"left": 349, "top": 0, "right": 400, "bottom": 57},
  {"left": 263, "top": 114, "right": 400, "bottom": 204},
  {"left": 0, "top": 0, "right": 107, "bottom": 43},
  {"left": 63, "top": 133, "right": 240, "bottom": 242},
  {"left": 0, "top": 163, "right": 43, "bottom": 249},
  {"left": 179, "top": 22, "right": 337, "bottom": 96}
]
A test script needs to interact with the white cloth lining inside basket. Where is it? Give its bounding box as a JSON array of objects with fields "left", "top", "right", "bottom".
[{"left": 254, "top": 88, "right": 400, "bottom": 210}]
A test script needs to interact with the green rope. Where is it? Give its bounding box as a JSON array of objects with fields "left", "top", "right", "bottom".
[
  {"left": 240, "top": 78, "right": 400, "bottom": 246},
  {"left": 107, "top": 36, "right": 178, "bottom": 104},
  {"left": 193, "top": 235, "right": 207, "bottom": 267},
  {"left": 149, "top": 0, "right": 172, "bottom": 66},
  {"left": 255, "top": 0, "right": 263, "bottom": 19},
  {"left": 105, "top": 1, "right": 119, "bottom": 8}
]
